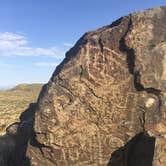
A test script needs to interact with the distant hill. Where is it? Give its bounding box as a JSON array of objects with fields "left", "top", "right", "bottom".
[
  {"left": 0, "top": 83, "right": 43, "bottom": 135},
  {"left": 9, "top": 83, "right": 43, "bottom": 93}
]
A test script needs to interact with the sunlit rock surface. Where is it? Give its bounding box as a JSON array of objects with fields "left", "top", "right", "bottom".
[{"left": 24, "top": 6, "right": 166, "bottom": 166}]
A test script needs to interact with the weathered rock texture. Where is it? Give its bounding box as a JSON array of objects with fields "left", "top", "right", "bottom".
[{"left": 20, "top": 6, "right": 166, "bottom": 166}]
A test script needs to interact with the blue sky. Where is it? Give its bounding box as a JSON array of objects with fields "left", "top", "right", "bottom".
[{"left": 0, "top": 0, "right": 165, "bottom": 87}]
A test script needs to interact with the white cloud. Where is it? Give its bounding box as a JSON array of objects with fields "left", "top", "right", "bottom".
[
  {"left": 0, "top": 32, "right": 65, "bottom": 57},
  {"left": 63, "top": 42, "right": 73, "bottom": 47},
  {"left": 34, "top": 62, "right": 58, "bottom": 67}
]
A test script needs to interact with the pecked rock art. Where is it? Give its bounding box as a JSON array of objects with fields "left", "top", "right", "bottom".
[
  {"left": 24, "top": 6, "right": 166, "bottom": 166},
  {"left": 1, "top": 6, "right": 165, "bottom": 166}
]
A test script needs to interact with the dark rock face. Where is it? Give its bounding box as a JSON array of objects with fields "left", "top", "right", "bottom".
[
  {"left": 0, "top": 123, "right": 19, "bottom": 166},
  {"left": 1, "top": 6, "right": 166, "bottom": 166},
  {"left": 0, "top": 103, "right": 36, "bottom": 166},
  {"left": 108, "top": 133, "right": 156, "bottom": 166},
  {"left": 24, "top": 6, "right": 166, "bottom": 166}
]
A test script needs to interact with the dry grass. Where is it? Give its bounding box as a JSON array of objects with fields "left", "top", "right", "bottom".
[{"left": 0, "top": 83, "right": 43, "bottom": 135}]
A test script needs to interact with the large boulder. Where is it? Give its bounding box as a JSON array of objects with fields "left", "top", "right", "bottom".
[{"left": 26, "top": 6, "right": 166, "bottom": 165}]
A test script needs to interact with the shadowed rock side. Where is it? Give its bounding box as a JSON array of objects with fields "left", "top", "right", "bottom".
[
  {"left": 0, "top": 103, "right": 36, "bottom": 166},
  {"left": 107, "top": 133, "right": 155, "bottom": 166},
  {"left": 0, "top": 83, "right": 43, "bottom": 135},
  {"left": 24, "top": 6, "right": 166, "bottom": 166},
  {"left": 1, "top": 6, "right": 166, "bottom": 166}
]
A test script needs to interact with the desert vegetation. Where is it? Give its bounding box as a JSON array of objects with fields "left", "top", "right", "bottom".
[{"left": 0, "top": 84, "right": 43, "bottom": 135}]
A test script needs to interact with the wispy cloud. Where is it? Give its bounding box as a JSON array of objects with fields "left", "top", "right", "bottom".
[
  {"left": 34, "top": 62, "right": 58, "bottom": 67},
  {"left": 63, "top": 42, "right": 74, "bottom": 47},
  {"left": 0, "top": 32, "right": 65, "bottom": 57}
]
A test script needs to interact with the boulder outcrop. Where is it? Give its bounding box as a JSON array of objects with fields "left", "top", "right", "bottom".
[
  {"left": 2, "top": 6, "right": 166, "bottom": 166},
  {"left": 25, "top": 6, "right": 166, "bottom": 166}
]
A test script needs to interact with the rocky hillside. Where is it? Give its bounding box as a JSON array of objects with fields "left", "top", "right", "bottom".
[
  {"left": 0, "top": 84, "right": 43, "bottom": 135},
  {"left": 0, "top": 6, "right": 166, "bottom": 166}
]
